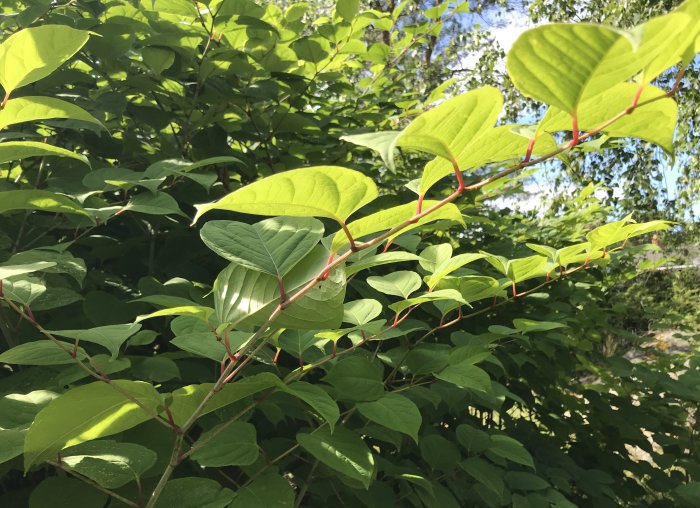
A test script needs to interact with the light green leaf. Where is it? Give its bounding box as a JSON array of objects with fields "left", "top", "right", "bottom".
[
  {"left": 153, "top": 477, "right": 234, "bottom": 508},
  {"left": 435, "top": 276, "right": 502, "bottom": 304},
  {"left": 47, "top": 324, "right": 141, "bottom": 360},
  {"left": 230, "top": 473, "right": 294, "bottom": 508},
  {"left": 1, "top": 275, "right": 46, "bottom": 306},
  {"left": 512, "top": 319, "right": 568, "bottom": 333},
  {"left": 136, "top": 305, "right": 214, "bottom": 323},
  {"left": 426, "top": 253, "right": 486, "bottom": 288},
  {"left": 200, "top": 216, "right": 324, "bottom": 277},
  {"left": 367, "top": 271, "right": 422, "bottom": 298},
  {"left": 323, "top": 356, "right": 384, "bottom": 402},
  {"left": 341, "top": 131, "right": 402, "bottom": 170},
  {"left": 506, "top": 255, "right": 549, "bottom": 283},
  {"left": 0, "top": 96, "right": 105, "bottom": 131},
  {"left": 0, "top": 141, "right": 89, "bottom": 166},
  {"left": 345, "top": 251, "right": 421, "bottom": 277},
  {"left": 23, "top": 380, "right": 162, "bottom": 470},
  {"left": 336, "top": 0, "right": 360, "bottom": 21},
  {"left": 586, "top": 216, "right": 634, "bottom": 250},
  {"left": 124, "top": 192, "right": 185, "bottom": 216},
  {"left": 171, "top": 332, "right": 227, "bottom": 361},
  {"left": 634, "top": 11, "right": 694, "bottom": 82},
  {"left": 0, "top": 340, "right": 86, "bottom": 365},
  {"left": 388, "top": 289, "right": 466, "bottom": 315},
  {"left": 0, "top": 261, "right": 56, "bottom": 280},
  {"left": 0, "top": 190, "right": 89, "bottom": 216},
  {"left": 435, "top": 361, "right": 491, "bottom": 391},
  {"left": 0, "top": 25, "right": 90, "bottom": 94},
  {"left": 191, "top": 421, "right": 258, "bottom": 467},
  {"left": 357, "top": 393, "right": 422, "bottom": 443},
  {"left": 507, "top": 24, "right": 638, "bottom": 113},
  {"left": 419, "top": 243, "right": 453, "bottom": 272},
  {"left": 297, "top": 426, "right": 375, "bottom": 488},
  {"left": 540, "top": 83, "right": 677, "bottom": 154},
  {"left": 343, "top": 299, "right": 383, "bottom": 326},
  {"left": 61, "top": 440, "right": 157, "bottom": 489},
  {"left": 169, "top": 372, "right": 282, "bottom": 426},
  {"left": 194, "top": 166, "right": 378, "bottom": 225},
  {"left": 331, "top": 200, "right": 464, "bottom": 253},
  {"left": 283, "top": 382, "right": 340, "bottom": 431}
]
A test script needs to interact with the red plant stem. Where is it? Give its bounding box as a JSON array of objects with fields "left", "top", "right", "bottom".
[
  {"left": 626, "top": 84, "right": 645, "bottom": 113},
  {"left": 452, "top": 160, "right": 465, "bottom": 191},
  {"left": 524, "top": 136, "right": 536, "bottom": 163},
  {"left": 416, "top": 194, "right": 424, "bottom": 214},
  {"left": 567, "top": 114, "right": 579, "bottom": 147},
  {"left": 1, "top": 92, "right": 9, "bottom": 109},
  {"left": 339, "top": 221, "right": 358, "bottom": 251}
]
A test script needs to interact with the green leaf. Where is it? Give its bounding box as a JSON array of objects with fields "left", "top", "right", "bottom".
[
  {"left": 388, "top": 289, "right": 466, "bottom": 315},
  {"left": 200, "top": 216, "right": 324, "bottom": 277},
  {"left": 512, "top": 319, "right": 568, "bottom": 333},
  {"left": 153, "top": 477, "right": 234, "bottom": 508},
  {"left": 343, "top": 298, "right": 383, "bottom": 326},
  {"left": 0, "top": 141, "right": 89, "bottom": 165},
  {"left": 283, "top": 381, "right": 340, "bottom": 431},
  {"left": 194, "top": 166, "right": 378, "bottom": 225},
  {"left": 435, "top": 276, "right": 502, "bottom": 303},
  {"left": 341, "top": 131, "right": 402, "bottom": 170},
  {"left": 171, "top": 332, "right": 227, "bottom": 361},
  {"left": 331, "top": 200, "right": 464, "bottom": 253},
  {"left": 505, "top": 471, "right": 549, "bottom": 491},
  {"left": 345, "top": 251, "right": 421, "bottom": 277},
  {"left": 230, "top": 473, "right": 294, "bottom": 508},
  {"left": 336, "top": 0, "right": 360, "bottom": 21},
  {"left": 29, "top": 476, "right": 107, "bottom": 508},
  {"left": 0, "top": 190, "right": 89, "bottom": 216},
  {"left": 357, "top": 393, "right": 422, "bottom": 443},
  {"left": 435, "top": 361, "right": 491, "bottom": 391},
  {"left": 61, "top": 440, "right": 157, "bottom": 488},
  {"left": 507, "top": 24, "right": 638, "bottom": 114},
  {"left": 297, "top": 426, "right": 375, "bottom": 488},
  {"left": 0, "top": 428, "right": 24, "bottom": 465},
  {"left": 0, "top": 25, "right": 90, "bottom": 94},
  {"left": 23, "top": 380, "right": 162, "bottom": 470},
  {"left": 0, "top": 340, "right": 86, "bottom": 365},
  {"left": 506, "top": 255, "right": 549, "bottom": 283},
  {"left": 137, "top": 305, "right": 214, "bottom": 323},
  {"left": 0, "top": 96, "right": 105, "bottom": 131},
  {"left": 426, "top": 253, "right": 486, "bottom": 288},
  {"left": 47, "top": 324, "right": 141, "bottom": 360},
  {"left": 169, "top": 372, "right": 282, "bottom": 426},
  {"left": 124, "top": 192, "right": 185, "bottom": 216},
  {"left": 191, "top": 421, "right": 258, "bottom": 467},
  {"left": 540, "top": 83, "right": 677, "bottom": 154},
  {"left": 324, "top": 356, "right": 384, "bottom": 402},
  {"left": 586, "top": 216, "right": 633, "bottom": 250},
  {"left": 460, "top": 457, "right": 505, "bottom": 497},
  {"left": 419, "top": 244, "right": 453, "bottom": 272},
  {"left": 488, "top": 434, "right": 535, "bottom": 469},
  {"left": 634, "top": 11, "right": 695, "bottom": 82},
  {"left": 367, "top": 271, "right": 422, "bottom": 298},
  {"left": 0, "top": 261, "right": 56, "bottom": 280}
]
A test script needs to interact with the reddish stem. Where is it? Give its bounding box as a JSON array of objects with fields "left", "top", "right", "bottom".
[
  {"left": 452, "top": 160, "right": 465, "bottom": 191},
  {"left": 272, "top": 348, "right": 281, "bottom": 365},
  {"left": 382, "top": 240, "right": 393, "bottom": 253},
  {"left": 340, "top": 221, "right": 358, "bottom": 251},
  {"left": 416, "top": 194, "right": 424, "bottom": 214},
  {"left": 277, "top": 277, "right": 288, "bottom": 305},
  {"left": 567, "top": 114, "right": 579, "bottom": 147},
  {"left": 1, "top": 92, "right": 9, "bottom": 109},
  {"left": 71, "top": 338, "right": 79, "bottom": 358},
  {"left": 512, "top": 282, "right": 518, "bottom": 298},
  {"left": 524, "top": 136, "right": 536, "bottom": 163},
  {"left": 626, "top": 84, "right": 645, "bottom": 114}
]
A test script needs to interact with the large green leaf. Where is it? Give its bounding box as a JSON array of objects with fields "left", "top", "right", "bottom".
[
  {"left": 345, "top": 251, "right": 422, "bottom": 277},
  {"left": 540, "top": 83, "right": 677, "bottom": 154},
  {"left": 283, "top": 382, "right": 340, "bottom": 431},
  {"left": 0, "top": 141, "right": 89, "bottom": 166},
  {"left": 388, "top": 289, "right": 466, "bottom": 315},
  {"left": 323, "top": 356, "right": 384, "bottom": 402},
  {"left": 331, "top": 200, "right": 464, "bottom": 253},
  {"left": 297, "top": 426, "right": 375, "bottom": 488},
  {"left": 0, "top": 340, "right": 86, "bottom": 365},
  {"left": 47, "top": 324, "right": 141, "bottom": 360},
  {"left": 633, "top": 11, "right": 695, "bottom": 82},
  {"left": 200, "top": 217, "right": 324, "bottom": 277},
  {"left": 61, "top": 440, "right": 157, "bottom": 489},
  {"left": 507, "top": 24, "right": 638, "bottom": 114},
  {"left": 230, "top": 473, "right": 294, "bottom": 508},
  {"left": 0, "top": 25, "right": 90, "bottom": 94},
  {"left": 366, "top": 271, "right": 422, "bottom": 298},
  {"left": 153, "top": 477, "right": 234, "bottom": 508},
  {"left": 341, "top": 131, "right": 402, "bottom": 170},
  {"left": 426, "top": 253, "right": 486, "bottom": 288},
  {"left": 23, "top": 380, "right": 162, "bottom": 470},
  {"left": 435, "top": 276, "right": 502, "bottom": 304},
  {"left": 191, "top": 421, "right": 258, "bottom": 467},
  {"left": 435, "top": 361, "right": 491, "bottom": 391},
  {"left": 0, "top": 261, "right": 56, "bottom": 280},
  {"left": 357, "top": 393, "right": 422, "bottom": 443},
  {"left": 0, "top": 96, "right": 105, "bottom": 131},
  {"left": 194, "top": 166, "right": 378, "bottom": 225},
  {"left": 0, "top": 190, "right": 89, "bottom": 216}
]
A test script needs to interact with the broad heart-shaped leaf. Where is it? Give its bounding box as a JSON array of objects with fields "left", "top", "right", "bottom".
[
  {"left": 389, "top": 288, "right": 467, "bottom": 315},
  {"left": 419, "top": 125, "right": 559, "bottom": 196},
  {"left": 331, "top": 200, "right": 464, "bottom": 253},
  {"left": 488, "top": 435, "right": 535, "bottom": 469},
  {"left": 0, "top": 25, "right": 90, "bottom": 94},
  {"left": 61, "top": 440, "right": 157, "bottom": 489},
  {"left": 194, "top": 166, "right": 378, "bottom": 225},
  {"left": 0, "top": 340, "right": 86, "bottom": 365},
  {"left": 283, "top": 381, "right": 340, "bottom": 431},
  {"left": 169, "top": 372, "right": 282, "bottom": 426},
  {"left": 324, "top": 356, "right": 384, "bottom": 402},
  {"left": 0, "top": 141, "right": 89, "bottom": 166},
  {"left": 343, "top": 299, "right": 383, "bottom": 326},
  {"left": 200, "top": 216, "right": 324, "bottom": 277},
  {"left": 153, "top": 477, "right": 234, "bottom": 508},
  {"left": 230, "top": 473, "right": 294, "bottom": 508},
  {"left": 426, "top": 253, "right": 487, "bottom": 288},
  {"left": 0, "top": 190, "right": 89, "bottom": 216},
  {"left": 435, "top": 361, "right": 491, "bottom": 392},
  {"left": 506, "top": 255, "right": 549, "bottom": 283},
  {"left": 634, "top": 11, "right": 695, "bottom": 82},
  {"left": 170, "top": 332, "right": 228, "bottom": 361},
  {"left": 0, "top": 261, "right": 55, "bottom": 279},
  {"left": 507, "top": 24, "right": 638, "bottom": 114},
  {"left": 345, "top": 251, "right": 422, "bottom": 277},
  {"left": 341, "top": 131, "right": 402, "bottom": 170},
  {"left": 435, "top": 276, "right": 502, "bottom": 304},
  {"left": 297, "top": 426, "right": 375, "bottom": 489},
  {"left": 366, "top": 271, "right": 422, "bottom": 298},
  {"left": 191, "top": 421, "right": 258, "bottom": 467},
  {"left": 586, "top": 216, "right": 634, "bottom": 250},
  {"left": 0, "top": 96, "right": 105, "bottom": 131},
  {"left": 357, "top": 393, "right": 422, "bottom": 443},
  {"left": 398, "top": 87, "right": 503, "bottom": 164},
  {"left": 460, "top": 457, "right": 505, "bottom": 498},
  {"left": 23, "top": 380, "right": 162, "bottom": 471},
  {"left": 47, "top": 324, "right": 141, "bottom": 360},
  {"left": 540, "top": 83, "right": 677, "bottom": 154},
  {"left": 419, "top": 243, "right": 453, "bottom": 272}
]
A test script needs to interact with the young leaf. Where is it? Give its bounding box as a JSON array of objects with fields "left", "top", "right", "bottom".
[
  {"left": 345, "top": 251, "right": 422, "bottom": 277},
  {"left": 297, "top": 426, "right": 375, "bottom": 488},
  {"left": 24, "top": 380, "right": 162, "bottom": 470},
  {"left": 194, "top": 166, "right": 378, "bottom": 225},
  {"left": 0, "top": 141, "right": 89, "bottom": 165},
  {"left": 367, "top": 271, "right": 422, "bottom": 298},
  {"left": 435, "top": 276, "right": 502, "bottom": 303},
  {"left": 426, "top": 253, "right": 486, "bottom": 288},
  {"left": 0, "top": 25, "right": 90, "bottom": 94},
  {"left": 357, "top": 393, "right": 422, "bottom": 443},
  {"left": 191, "top": 421, "right": 258, "bottom": 467},
  {"left": 343, "top": 299, "right": 383, "bottom": 326},
  {"left": 47, "top": 324, "right": 142, "bottom": 360},
  {"left": 0, "top": 190, "right": 89, "bottom": 216},
  {"left": 0, "top": 96, "right": 105, "bottom": 131},
  {"left": 200, "top": 217, "right": 324, "bottom": 277},
  {"left": 388, "top": 289, "right": 466, "bottom": 315},
  {"left": 340, "top": 131, "right": 402, "bottom": 170}
]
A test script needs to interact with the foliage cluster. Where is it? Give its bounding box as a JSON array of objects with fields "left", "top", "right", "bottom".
[{"left": 0, "top": 1, "right": 698, "bottom": 507}]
